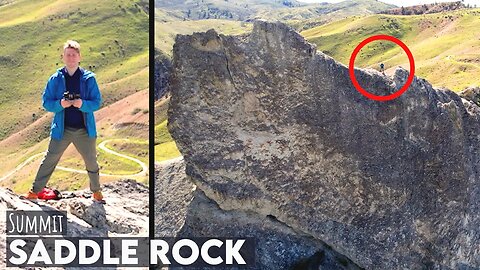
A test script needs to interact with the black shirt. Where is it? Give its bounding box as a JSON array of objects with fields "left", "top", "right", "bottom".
[{"left": 63, "top": 67, "right": 85, "bottom": 129}]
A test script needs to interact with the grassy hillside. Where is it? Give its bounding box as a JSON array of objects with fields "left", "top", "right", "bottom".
[
  {"left": 1, "top": 89, "right": 150, "bottom": 193},
  {"left": 156, "top": 0, "right": 304, "bottom": 21},
  {"left": 379, "top": 2, "right": 467, "bottom": 15},
  {"left": 259, "top": 0, "right": 395, "bottom": 30},
  {"left": 154, "top": 97, "right": 181, "bottom": 162},
  {"left": 301, "top": 9, "right": 480, "bottom": 91},
  {"left": 156, "top": 0, "right": 394, "bottom": 23},
  {"left": 0, "top": 0, "right": 149, "bottom": 192},
  {"left": 0, "top": 0, "right": 148, "bottom": 141}
]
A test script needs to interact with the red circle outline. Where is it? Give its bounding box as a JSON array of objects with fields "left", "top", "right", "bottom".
[{"left": 348, "top": 35, "right": 415, "bottom": 101}]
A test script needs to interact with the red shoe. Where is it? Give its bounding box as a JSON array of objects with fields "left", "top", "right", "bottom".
[
  {"left": 93, "top": 191, "right": 105, "bottom": 203},
  {"left": 25, "top": 190, "right": 38, "bottom": 200}
]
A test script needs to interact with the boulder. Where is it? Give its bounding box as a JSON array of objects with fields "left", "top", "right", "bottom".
[{"left": 167, "top": 21, "right": 480, "bottom": 269}]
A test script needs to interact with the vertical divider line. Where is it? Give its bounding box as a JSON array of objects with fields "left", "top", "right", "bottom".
[{"left": 149, "top": 0, "right": 155, "bottom": 268}]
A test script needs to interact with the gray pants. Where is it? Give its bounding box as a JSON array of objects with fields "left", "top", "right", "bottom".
[{"left": 32, "top": 127, "right": 101, "bottom": 193}]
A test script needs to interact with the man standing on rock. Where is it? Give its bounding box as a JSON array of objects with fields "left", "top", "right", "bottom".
[{"left": 26, "top": 40, "right": 104, "bottom": 203}]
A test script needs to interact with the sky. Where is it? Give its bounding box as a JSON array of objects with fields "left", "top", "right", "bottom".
[{"left": 296, "top": 0, "right": 480, "bottom": 7}]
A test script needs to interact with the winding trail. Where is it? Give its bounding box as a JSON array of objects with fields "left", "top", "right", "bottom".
[
  {"left": 0, "top": 153, "right": 45, "bottom": 182},
  {"left": 0, "top": 139, "right": 147, "bottom": 182}
]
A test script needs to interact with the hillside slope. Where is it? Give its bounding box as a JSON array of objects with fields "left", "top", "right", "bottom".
[
  {"left": 156, "top": 18, "right": 251, "bottom": 57},
  {"left": 0, "top": 0, "right": 149, "bottom": 192},
  {"left": 301, "top": 9, "right": 480, "bottom": 91},
  {"left": 0, "top": 87, "right": 149, "bottom": 193},
  {"left": 258, "top": 0, "right": 396, "bottom": 30},
  {"left": 156, "top": 0, "right": 305, "bottom": 21},
  {"left": 156, "top": 0, "right": 394, "bottom": 22},
  {"left": 0, "top": 0, "right": 148, "bottom": 141},
  {"left": 379, "top": 1, "right": 467, "bottom": 15}
]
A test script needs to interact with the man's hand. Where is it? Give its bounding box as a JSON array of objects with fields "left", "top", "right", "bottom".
[
  {"left": 60, "top": 99, "right": 72, "bottom": 108},
  {"left": 72, "top": 99, "right": 82, "bottom": 108}
]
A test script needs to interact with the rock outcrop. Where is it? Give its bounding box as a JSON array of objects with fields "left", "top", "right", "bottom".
[
  {"left": 0, "top": 179, "right": 149, "bottom": 269},
  {"left": 166, "top": 21, "right": 480, "bottom": 269},
  {"left": 460, "top": 86, "right": 480, "bottom": 107},
  {"left": 155, "top": 158, "right": 361, "bottom": 269},
  {"left": 155, "top": 50, "right": 172, "bottom": 100}
]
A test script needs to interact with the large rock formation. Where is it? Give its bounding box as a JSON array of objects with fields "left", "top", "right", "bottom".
[{"left": 166, "top": 21, "right": 480, "bottom": 269}]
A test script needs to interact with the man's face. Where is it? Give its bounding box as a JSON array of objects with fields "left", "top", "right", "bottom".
[{"left": 62, "top": 48, "right": 81, "bottom": 68}]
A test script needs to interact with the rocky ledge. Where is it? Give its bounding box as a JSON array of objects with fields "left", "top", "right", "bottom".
[{"left": 0, "top": 179, "right": 149, "bottom": 269}]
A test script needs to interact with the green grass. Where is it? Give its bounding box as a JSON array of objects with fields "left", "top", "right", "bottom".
[
  {"left": 0, "top": 0, "right": 148, "bottom": 141},
  {"left": 155, "top": 141, "right": 181, "bottom": 162},
  {"left": 152, "top": 5, "right": 480, "bottom": 167},
  {"left": 8, "top": 160, "right": 88, "bottom": 193},
  {"left": 301, "top": 10, "right": 480, "bottom": 91},
  {"left": 11, "top": 138, "right": 50, "bottom": 166},
  {"left": 153, "top": 97, "right": 181, "bottom": 163},
  {"left": 7, "top": 136, "right": 148, "bottom": 193},
  {"left": 0, "top": 0, "right": 56, "bottom": 26},
  {"left": 45, "top": 170, "right": 88, "bottom": 192},
  {"left": 155, "top": 119, "right": 174, "bottom": 145},
  {"left": 154, "top": 97, "right": 182, "bottom": 162},
  {"left": 98, "top": 148, "right": 142, "bottom": 175},
  {"left": 103, "top": 139, "right": 149, "bottom": 166},
  {"left": 0, "top": 0, "right": 149, "bottom": 191},
  {"left": 156, "top": 0, "right": 394, "bottom": 27},
  {"left": 155, "top": 118, "right": 181, "bottom": 162},
  {"left": 303, "top": 15, "right": 413, "bottom": 65},
  {"left": 154, "top": 96, "right": 169, "bottom": 124},
  {"left": 97, "top": 51, "right": 148, "bottom": 85},
  {"left": 59, "top": 150, "right": 141, "bottom": 176}
]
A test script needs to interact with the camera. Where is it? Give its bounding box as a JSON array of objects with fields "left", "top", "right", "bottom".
[{"left": 63, "top": 91, "right": 80, "bottom": 101}]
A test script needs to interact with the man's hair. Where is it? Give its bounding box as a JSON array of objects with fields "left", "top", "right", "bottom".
[{"left": 63, "top": 40, "right": 81, "bottom": 54}]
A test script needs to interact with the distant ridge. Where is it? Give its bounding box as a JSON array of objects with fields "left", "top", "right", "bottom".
[{"left": 379, "top": 1, "right": 469, "bottom": 15}]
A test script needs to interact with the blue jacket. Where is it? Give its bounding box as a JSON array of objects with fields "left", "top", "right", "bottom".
[{"left": 42, "top": 67, "right": 102, "bottom": 140}]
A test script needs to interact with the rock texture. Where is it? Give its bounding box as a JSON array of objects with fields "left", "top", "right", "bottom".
[
  {"left": 155, "top": 158, "right": 361, "bottom": 269},
  {"left": 167, "top": 21, "right": 480, "bottom": 269},
  {"left": 155, "top": 50, "right": 172, "bottom": 100},
  {"left": 0, "top": 179, "right": 149, "bottom": 269},
  {"left": 460, "top": 86, "right": 480, "bottom": 107}
]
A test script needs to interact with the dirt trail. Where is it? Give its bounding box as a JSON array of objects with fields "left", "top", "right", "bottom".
[{"left": 0, "top": 139, "right": 147, "bottom": 182}]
